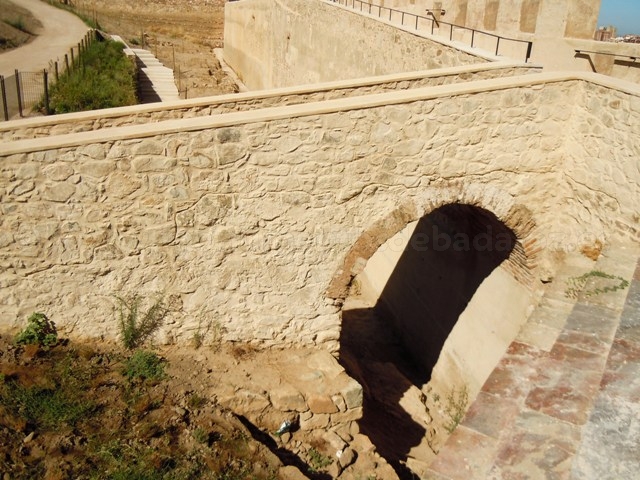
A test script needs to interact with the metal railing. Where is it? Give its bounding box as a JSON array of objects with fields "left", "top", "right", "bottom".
[{"left": 329, "top": 0, "right": 533, "bottom": 63}]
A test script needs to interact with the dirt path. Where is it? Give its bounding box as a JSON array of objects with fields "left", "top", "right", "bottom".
[{"left": 0, "top": 0, "right": 88, "bottom": 77}]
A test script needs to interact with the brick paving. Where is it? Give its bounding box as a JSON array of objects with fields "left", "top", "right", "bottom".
[{"left": 425, "top": 244, "right": 640, "bottom": 480}]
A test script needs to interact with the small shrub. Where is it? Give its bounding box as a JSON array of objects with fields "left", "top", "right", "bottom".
[
  {"left": 187, "top": 393, "right": 207, "bottom": 410},
  {"left": 123, "top": 350, "right": 166, "bottom": 381},
  {"left": 308, "top": 447, "right": 333, "bottom": 473},
  {"left": 15, "top": 312, "right": 58, "bottom": 349},
  {"left": 193, "top": 427, "right": 209, "bottom": 444},
  {"left": 444, "top": 385, "right": 469, "bottom": 433},
  {"left": 116, "top": 294, "right": 167, "bottom": 350}
]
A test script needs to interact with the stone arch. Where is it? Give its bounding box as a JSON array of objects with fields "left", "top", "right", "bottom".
[{"left": 326, "top": 181, "right": 540, "bottom": 303}]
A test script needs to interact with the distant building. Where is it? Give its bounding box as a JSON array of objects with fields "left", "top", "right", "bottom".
[
  {"left": 594, "top": 25, "right": 616, "bottom": 42},
  {"left": 623, "top": 34, "right": 640, "bottom": 44}
]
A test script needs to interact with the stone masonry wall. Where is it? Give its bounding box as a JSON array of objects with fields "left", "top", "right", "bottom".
[
  {"left": 0, "top": 80, "right": 601, "bottom": 351},
  {"left": 223, "top": 0, "right": 486, "bottom": 90},
  {"left": 0, "top": 65, "right": 540, "bottom": 143},
  {"left": 561, "top": 80, "right": 640, "bottom": 245}
]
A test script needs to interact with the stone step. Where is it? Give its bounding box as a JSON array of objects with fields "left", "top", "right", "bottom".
[
  {"left": 128, "top": 47, "right": 180, "bottom": 103},
  {"left": 426, "top": 244, "right": 640, "bottom": 479}
]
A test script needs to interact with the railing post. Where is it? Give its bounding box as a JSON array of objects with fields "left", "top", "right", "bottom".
[
  {"left": 525, "top": 41, "right": 533, "bottom": 63},
  {"left": 55, "top": 61, "right": 59, "bottom": 82},
  {"left": 401, "top": 12, "right": 404, "bottom": 25},
  {"left": 415, "top": 15, "right": 418, "bottom": 30},
  {"left": 450, "top": 24, "right": 453, "bottom": 41},
  {"left": 14, "top": 69, "right": 23, "bottom": 117},
  {"left": 65, "top": 53, "right": 70, "bottom": 72},
  {"left": 495, "top": 37, "right": 500, "bottom": 56},
  {"left": 471, "top": 30, "right": 475, "bottom": 48},
  {"left": 43, "top": 69, "right": 50, "bottom": 115},
  {"left": 431, "top": 18, "right": 435, "bottom": 35},
  {"left": 0, "top": 75, "right": 8, "bottom": 121},
  {"left": 71, "top": 48, "right": 75, "bottom": 68},
  {"left": 389, "top": 8, "right": 392, "bottom": 21}
]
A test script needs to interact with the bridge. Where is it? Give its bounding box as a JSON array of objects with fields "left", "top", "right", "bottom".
[{"left": 1, "top": 0, "right": 639, "bottom": 478}]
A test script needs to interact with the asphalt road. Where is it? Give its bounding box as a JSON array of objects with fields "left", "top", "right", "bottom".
[{"left": 0, "top": 0, "right": 88, "bottom": 77}]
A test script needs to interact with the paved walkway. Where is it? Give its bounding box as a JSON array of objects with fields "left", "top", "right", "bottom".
[
  {"left": 0, "top": 0, "right": 88, "bottom": 77},
  {"left": 426, "top": 243, "right": 640, "bottom": 479}
]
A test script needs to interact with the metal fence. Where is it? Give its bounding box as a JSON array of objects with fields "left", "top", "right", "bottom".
[
  {"left": 0, "top": 29, "right": 97, "bottom": 121},
  {"left": 0, "top": 71, "right": 51, "bottom": 120}
]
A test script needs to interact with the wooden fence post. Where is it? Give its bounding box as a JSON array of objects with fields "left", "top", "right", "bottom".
[
  {"left": 14, "top": 69, "right": 23, "bottom": 117},
  {"left": 43, "top": 69, "right": 50, "bottom": 115},
  {"left": 0, "top": 75, "right": 8, "bottom": 121}
]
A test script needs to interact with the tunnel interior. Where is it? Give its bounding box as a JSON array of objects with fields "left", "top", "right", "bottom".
[{"left": 338, "top": 203, "right": 524, "bottom": 479}]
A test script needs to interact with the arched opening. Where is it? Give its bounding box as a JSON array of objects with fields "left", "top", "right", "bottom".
[{"left": 338, "top": 203, "right": 534, "bottom": 479}]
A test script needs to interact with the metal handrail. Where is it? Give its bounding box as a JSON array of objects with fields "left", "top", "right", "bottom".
[
  {"left": 575, "top": 49, "right": 638, "bottom": 61},
  {"left": 329, "top": 0, "right": 533, "bottom": 63}
]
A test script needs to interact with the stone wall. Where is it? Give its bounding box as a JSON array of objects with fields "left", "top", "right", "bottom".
[
  {"left": 561, "top": 79, "right": 640, "bottom": 244},
  {"left": 0, "top": 64, "right": 540, "bottom": 142},
  {"left": 223, "top": 0, "right": 486, "bottom": 90},
  {"left": 0, "top": 73, "right": 638, "bottom": 351}
]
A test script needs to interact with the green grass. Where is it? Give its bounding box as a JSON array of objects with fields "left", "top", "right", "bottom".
[
  {"left": 48, "top": 39, "right": 137, "bottom": 114},
  {"left": 0, "top": 351, "right": 95, "bottom": 430}
]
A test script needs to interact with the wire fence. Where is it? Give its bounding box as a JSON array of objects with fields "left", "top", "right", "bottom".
[{"left": 0, "top": 29, "right": 97, "bottom": 121}]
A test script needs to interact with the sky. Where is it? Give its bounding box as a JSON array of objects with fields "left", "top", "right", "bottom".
[{"left": 597, "top": 0, "right": 640, "bottom": 36}]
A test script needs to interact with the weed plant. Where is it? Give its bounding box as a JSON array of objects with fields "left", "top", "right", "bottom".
[
  {"left": 48, "top": 39, "right": 137, "bottom": 114},
  {"left": 14, "top": 312, "right": 58, "bottom": 349},
  {"left": 444, "top": 385, "right": 469, "bottom": 433},
  {"left": 116, "top": 294, "right": 167, "bottom": 350},
  {"left": 565, "top": 270, "right": 629, "bottom": 299},
  {"left": 123, "top": 350, "right": 166, "bottom": 381}
]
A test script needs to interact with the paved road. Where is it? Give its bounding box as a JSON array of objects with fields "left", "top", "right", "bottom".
[{"left": 0, "top": 0, "right": 88, "bottom": 77}]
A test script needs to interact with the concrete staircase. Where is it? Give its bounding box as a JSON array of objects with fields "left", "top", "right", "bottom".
[
  {"left": 130, "top": 48, "right": 180, "bottom": 103},
  {"left": 426, "top": 243, "right": 640, "bottom": 479}
]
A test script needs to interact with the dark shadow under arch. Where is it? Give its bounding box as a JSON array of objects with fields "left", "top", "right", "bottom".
[{"left": 338, "top": 203, "right": 518, "bottom": 479}]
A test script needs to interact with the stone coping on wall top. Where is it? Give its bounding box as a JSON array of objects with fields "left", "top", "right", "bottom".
[
  {"left": 0, "top": 61, "right": 537, "bottom": 132},
  {"left": 1, "top": 71, "right": 638, "bottom": 157}
]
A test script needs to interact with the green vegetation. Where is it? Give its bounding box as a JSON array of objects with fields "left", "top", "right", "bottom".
[
  {"left": 187, "top": 392, "right": 208, "bottom": 410},
  {"left": 565, "top": 270, "right": 629, "bottom": 299},
  {"left": 0, "top": 351, "right": 95, "bottom": 430},
  {"left": 5, "top": 17, "right": 27, "bottom": 33},
  {"left": 116, "top": 294, "right": 167, "bottom": 350},
  {"left": 46, "top": 0, "right": 101, "bottom": 29},
  {"left": 14, "top": 312, "right": 58, "bottom": 349},
  {"left": 443, "top": 384, "right": 469, "bottom": 433},
  {"left": 123, "top": 350, "right": 166, "bottom": 381},
  {"left": 308, "top": 447, "right": 333, "bottom": 473},
  {"left": 47, "top": 39, "right": 137, "bottom": 114}
]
